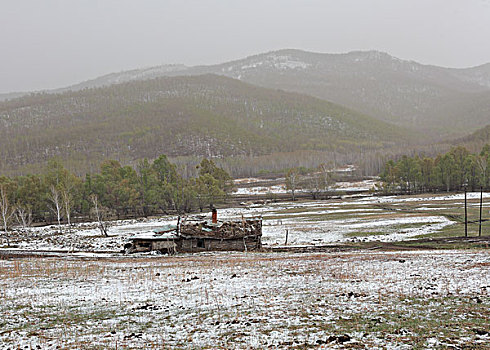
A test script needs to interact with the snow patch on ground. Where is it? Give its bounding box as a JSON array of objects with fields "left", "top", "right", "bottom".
[
  {"left": 0, "top": 250, "right": 488, "bottom": 348},
  {"left": 3, "top": 191, "right": 483, "bottom": 251},
  {"left": 237, "top": 54, "right": 312, "bottom": 72},
  {"left": 233, "top": 178, "right": 378, "bottom": 195},
  {"left": 234, "top": 185, "right": 287, "bottom": 195}
]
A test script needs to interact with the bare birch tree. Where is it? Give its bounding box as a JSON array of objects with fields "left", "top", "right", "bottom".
[
  {"left": 62, "top": 187, "right": 73, "bottom": 233},
  {"left": 48, "top": 185, "right": 62, "bottom": 233},
  {"left": 14, "top": 205, "right": 33, "bottom": 229},
  {"left": 91, "top": 194, "right": 108, "bottom": 237},
  {"left": 0, "top": 185, "right": 15, "bottom": 246}
]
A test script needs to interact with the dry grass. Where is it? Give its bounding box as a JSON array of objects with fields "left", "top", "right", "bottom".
[{"left": 1, "top": 251, "right": 489, "bottom": 349}]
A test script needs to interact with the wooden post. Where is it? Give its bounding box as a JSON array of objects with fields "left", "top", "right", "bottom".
[
  {"left": 285, "top": 229, "right": 289, "bottom": 245},
  {"left": 464, "top": 186, "right": 468, "bottom": 237},
  {"left": 479, "top": 187, "right": 483, "bottom": 237}
]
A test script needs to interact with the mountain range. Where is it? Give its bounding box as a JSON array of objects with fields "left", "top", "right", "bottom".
[
  {"left": 16, "top": 49, "right": 488, "bottom": 136},
  {"left": 0, "top": 74, "right": 409, "bottom": 175},
  {"left": 1, "top": 49, "right": 489, "bottom": 175}
]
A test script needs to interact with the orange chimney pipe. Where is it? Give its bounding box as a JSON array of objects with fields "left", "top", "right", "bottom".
[{"left": 212, "top": 208, "right": 217, "bottom": 223}]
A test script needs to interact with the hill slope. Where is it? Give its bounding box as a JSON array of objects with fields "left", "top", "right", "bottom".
[
  {"left": 50, "top": 49, "right": 490, "bottom": 135},
  {"left": 452, "top": 124, "right": 490, "bottom": 152},
  {"left": 0, "top": 75, "right": 409, "bottom": 174},
  {"left": 188, "top": 50, "right": 490, "bottom": 134}
]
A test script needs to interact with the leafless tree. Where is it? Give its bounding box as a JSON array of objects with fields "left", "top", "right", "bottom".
[
  {"left": 285, "top": 168, "right": 299, "bottom": 201},
  {"left": 305, "top": 175, "right": 321, "bottom": 200},
  {"left": 91, "top": 194, "right": 108, "bottom": 237},
  {"left": 318, "top": 163, "right": 334, "bottom": 192},
  {"left": 0, "top": 185, "right": 15, "bottom": 246},
  {"left": 15, "top": 205, "right": 33, "bottom": 229},
  {"left": 48, "top": 185, "right": 62, "bottom": 233},
  {"left": 62, "top": 187, "right": 73, "bottom": 233}
]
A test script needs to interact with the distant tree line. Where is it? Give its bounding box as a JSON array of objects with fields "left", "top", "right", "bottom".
[
  {"left": 0, "top": 156, "right": 233, "bottom": 236},
  {"left": 379, "top": 145, "right": 490, "bottom": 194},
  {"left": 284, "top": 164, "right": 336, "bottom": 201}
]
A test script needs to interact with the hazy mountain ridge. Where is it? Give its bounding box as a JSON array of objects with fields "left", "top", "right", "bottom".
[
  {"left": 60, "top": 64, "right": 190, "bottom": 91},
  {"left": 203, "top": 49, "right": 490, "bottom": 92},
  {"left": 448, "top": 62, "right": 490, "bottom": 88},
  {"left": 187, "top": 52, "right": 478, "bottom": 132},
  {"left": 6, "top": 49, "right": 486, "bottom": 135},
  {"left": 453, "top": 124, "right": 490, "bottom": 149},
  {"left": 0, "top": 74, "right": 409, "bottom": 174},
  {"left": 0, "top": 91, "right": 29, "bottom": 102},
  {"left": 193, "top": 50, "right": 490, "bottom": 133}
]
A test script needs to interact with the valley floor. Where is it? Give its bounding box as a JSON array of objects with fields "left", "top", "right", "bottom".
[
  {"left": 2, "top": 191, "right": 489, "bottom": 252},
  {"left": 1, "top": 189, "right": 489, "bottom": 349}
]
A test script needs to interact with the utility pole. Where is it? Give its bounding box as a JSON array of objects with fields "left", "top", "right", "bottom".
[
  {"left": 464, "top": 183, "right": 468, "bottom": 238},
  {"left": 479, "top": 187, "right": 483, "bottom": 237}
]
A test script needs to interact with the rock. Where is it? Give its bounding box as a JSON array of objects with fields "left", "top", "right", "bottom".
[
  {"left": 474, "top": 328, "right": 488, "bottom": 336},
  {"left": 327, "top": 336, "right": 337, "bottom": 343},
  {"left": 327, "top": 335, "right": 351, "bottom": 343},
  {"left": 337, "top": 334, "right": 351, "bottom": 343}
]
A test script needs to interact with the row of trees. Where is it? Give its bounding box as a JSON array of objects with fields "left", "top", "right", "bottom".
[
  {"left": 285, "top": 164, "right": 336, "bottom": 200},
  {"left": 0, "top": 156, "right": 233, "bottom": 236},
  {"left": 379, "top": 145, "right": 490, "bottom": 194}
]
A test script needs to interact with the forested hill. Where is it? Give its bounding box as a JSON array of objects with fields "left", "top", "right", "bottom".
[
  {"left": 189, "top": 50, "right": 490, "bottom": 135},
  {"left": 30, "top": 49, "right": 490, "bottom": 136},
  {"left": 0, "top": 74, "right": 410, "bottom": 175},
  {"left": 453, "top": 125, "right": 490, "bottom": 151}
]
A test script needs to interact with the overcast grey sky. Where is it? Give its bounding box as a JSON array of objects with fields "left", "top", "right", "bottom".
[{"left": 1, "top": 0, "right": 490, "bottom": 93}]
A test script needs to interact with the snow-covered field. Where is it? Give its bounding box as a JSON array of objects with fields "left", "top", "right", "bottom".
[
  {"left": 233, "top": 178, "right": 379, "bottom": 195},
  {"left": 1, "top": 251, "right": 488, "bottom": 349},
  {"left": 4, "top": 191, "right": 488, "bottom": 252},
  {"left": 234, "top": 184, "right": 288, "bottom": 195}
]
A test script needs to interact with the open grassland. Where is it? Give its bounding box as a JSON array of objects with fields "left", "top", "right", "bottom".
[
  {"left": 250, "top": 192, "right": 490, "bottom": 245},
  {"left": 0, "top": 251, "right": 489, "bottom": 349}
]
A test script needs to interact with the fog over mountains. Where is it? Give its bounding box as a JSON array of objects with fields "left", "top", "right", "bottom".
[
  {"left": 0, "top": 74, "right": 409, "bottom": 174},
  {"left": 4, "top": 49, "right": 489, "bottom": 136},
  {"left": 1, "top": 49, "right": 489, "bottom": 174},
  {"left": 50, "top": 49, "right": 490, "bottom": 135}
]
